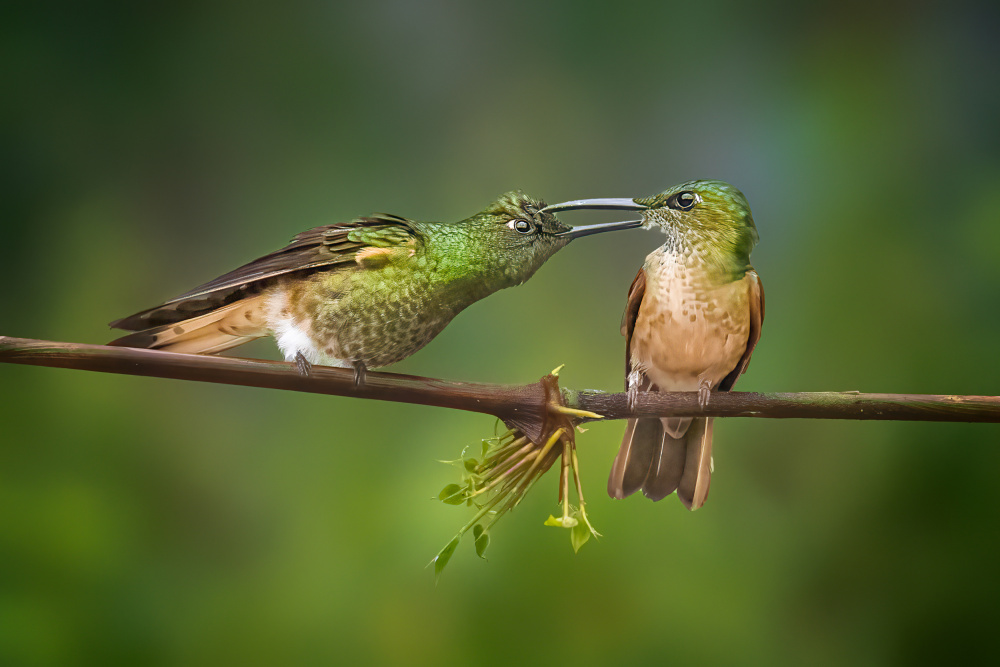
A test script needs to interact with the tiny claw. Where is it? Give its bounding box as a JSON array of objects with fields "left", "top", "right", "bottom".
[
  {"left": 295, "top": 352, "right": 313, "bottom": 377},
  {"left": 698, "top": 382, "right": 712, "bottom": 409},
  {"left": 626, "top": 370, "right": 643, "bottom": 410},
  {"left": 352, "top": 360, "right": 368, "bottom": 387}
]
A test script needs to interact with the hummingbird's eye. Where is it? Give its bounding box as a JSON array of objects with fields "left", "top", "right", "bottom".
[
  {"left": 670, "top": 191, "right": 699, "bottom": 211},
  {"left": 508, "top": 219, "right": 533, "bottom": 234}
]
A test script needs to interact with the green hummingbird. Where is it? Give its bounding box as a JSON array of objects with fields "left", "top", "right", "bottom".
[
  {"left": 545, "top": 180, "right": 764, "bottom": 509},
  {"left": 109, "top": 191, "right": 640, "bottom": 380}
]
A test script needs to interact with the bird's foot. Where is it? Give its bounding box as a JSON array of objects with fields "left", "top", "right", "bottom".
[
  {"left": 626, "top": 370, "right": 643, "bottom": 410},
  {"left": 352, "top": 360, "right": 368, "bottom": 388},
  {"left": 295, "top": 352, "right": 313, "bottom": 377},
  {"left": 697, "top": 381, "right": 712, "bottom": 409}
]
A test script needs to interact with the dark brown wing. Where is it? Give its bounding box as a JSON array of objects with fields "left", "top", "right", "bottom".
[
  {"left": 620, "top": 268, "right": 647, "bottom": 388},
  {"left": 718, "top": 269, "right": 764, "bottom": 391},
  {"left": 110, "top": 214, "right": 419, "bottom": 331}
]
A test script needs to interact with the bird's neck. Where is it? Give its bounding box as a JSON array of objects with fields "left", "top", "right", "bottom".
[
  {"left": 420, "top": 228, "right": 518, "bottom": 308},
  {"left": 659, "top": 226, "right": 752, "bottom": 284}
]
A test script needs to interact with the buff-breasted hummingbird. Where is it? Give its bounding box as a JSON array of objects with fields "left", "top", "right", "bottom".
[{"left": 544, "top": 180, "right": 764, "bottom": 510}]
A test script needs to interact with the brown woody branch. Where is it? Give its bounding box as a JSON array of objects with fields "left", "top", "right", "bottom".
[{"left": 2, "top": 337, "right": 999, "bottom": 440}]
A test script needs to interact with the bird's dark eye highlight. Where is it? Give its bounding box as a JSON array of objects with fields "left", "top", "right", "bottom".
[
  {"left": 670, "top": 191, "right": 698, "bottom": 211},
  {"left": 511, "top": 219, "right": 533, "bottom": 234}
]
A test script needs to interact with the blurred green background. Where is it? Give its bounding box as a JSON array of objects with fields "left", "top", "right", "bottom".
[{"left": 2, "top": 2, "right": 999, "bottom": 665}]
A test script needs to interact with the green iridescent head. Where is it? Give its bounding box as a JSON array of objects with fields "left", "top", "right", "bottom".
[
  {"left": 472, "top": 190, "right": 571, "bottom": 243},
  {"left": 426, "top": 190, "right": 642, "bottom": 291},
  {"left": 469, "top": 190, "right": 642, "bottom": 245},
  {"left": 456, "top": 191, "right": 575, "bottom": 287},
  {"left": 638, "top": 180, "right": 758, "bottom": 257}
]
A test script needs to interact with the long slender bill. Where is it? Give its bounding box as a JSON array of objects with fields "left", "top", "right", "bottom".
[
  {"left": 556, "top": 219, "right": 643, "bottom": 239},
  {"left": 542, "top": 198, "right": 648, "bottom": 213}
]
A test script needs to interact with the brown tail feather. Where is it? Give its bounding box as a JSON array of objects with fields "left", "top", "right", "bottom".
[
  {"left": 108, "top": 295, "right": 269, "bottom": 355},
  {"left": 675, "top": 418, "right": 712, "bottom": 510},
  {"left": 608, "top": 416, "right": 713, "bottom": 510},
  {"left": 640, "top": 418, "right": 688, "bottom": 501},
  {"left": 608, "top": 418, "right": 660, "bottom": 499}
]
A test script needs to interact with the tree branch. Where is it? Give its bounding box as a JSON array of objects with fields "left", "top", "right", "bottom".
[{"left": 2, "top": 337, "right": 999, "bottom": 435}]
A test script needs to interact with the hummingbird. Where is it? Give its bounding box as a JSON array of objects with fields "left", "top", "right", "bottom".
[
  {"left": 544, "top": 180, "right": 764, "bottom": 509},
  {"left": 109, "top": 191, "right": 640, "bottom": 380}
]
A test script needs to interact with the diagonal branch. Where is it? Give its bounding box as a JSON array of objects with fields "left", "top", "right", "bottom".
[{"left": 2, "top": 336, "right": 999, "bottom": 430}]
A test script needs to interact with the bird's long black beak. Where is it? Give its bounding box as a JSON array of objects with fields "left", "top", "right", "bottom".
[
  {"left": 555, "top": 218, "right": 643, "bottom": 239},
  {"left": 542, "top": 198, "right": 649, "bottom": 213},
  {"left": 546, "top": 197, "right": 648, "bottom": 239}
]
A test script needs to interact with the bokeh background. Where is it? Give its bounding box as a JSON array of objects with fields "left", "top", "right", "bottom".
[{"left": 3, "top": 2, "right": 999, "bottom": 665}]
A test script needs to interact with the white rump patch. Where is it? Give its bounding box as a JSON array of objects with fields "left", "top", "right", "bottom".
[{"left": 273, "top": 320, "right": 349, "bottom": 368}]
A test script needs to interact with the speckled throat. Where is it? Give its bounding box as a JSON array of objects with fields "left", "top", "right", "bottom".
[{"left": 642, "top": 208, "right": 753, "bottom": 284}]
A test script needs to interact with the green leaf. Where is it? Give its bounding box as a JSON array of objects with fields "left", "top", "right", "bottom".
[
  {"left": 473, "top": 525, "right": 490, "bottom": 559},
  {"left": 570, "top": 520, "right": 591, "bottom": 553},
  {"left": 433, "top": 536, "right": 460, "bottom": 578},
  {"left": 438, "top": 484, "right": 465, "bottom": 505},
  {"left": 463, "top": 458, "right": 479, "bottom": 472}
]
